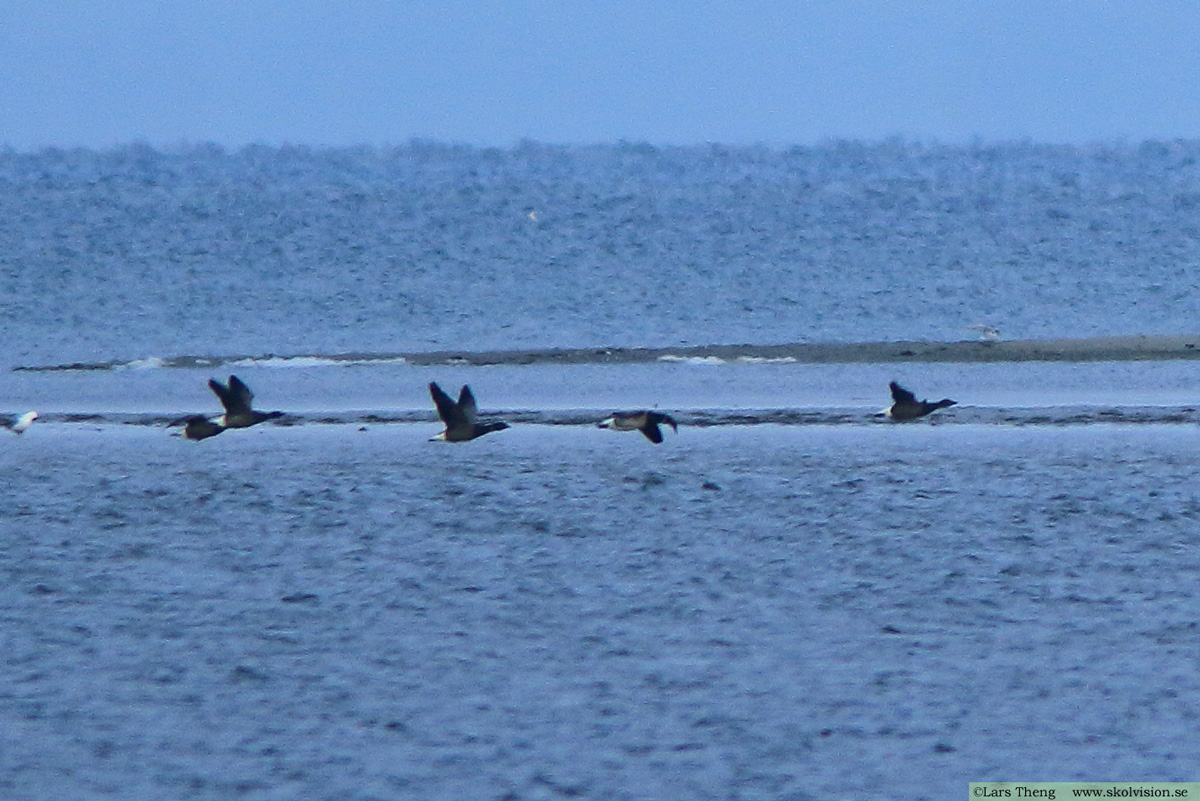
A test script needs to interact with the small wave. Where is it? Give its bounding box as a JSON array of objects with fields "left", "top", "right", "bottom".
[
  {"left": 14, "top": 353, "right": 413, "bottom": 372},
  {"left": 658, "top": 355, "right": 727, "bottom": 365},
  {"left": 114, "top": 357, "right": 168, "bottom": 371},
  {"left": 226, "top": 355, "right": 410, "bottom": 369},
  {"left": 656, "top": 354, "right": 800, "bottom": 365},
  {"left": 734, "top": 356, "right": 798, "bottom": 365}
]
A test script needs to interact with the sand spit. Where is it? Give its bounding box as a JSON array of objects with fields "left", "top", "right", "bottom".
[
  {"left": 438, "top": 334, "right": 1200, "bottom": 366},
  {"left": 14, "top": 335, "right": 1200, "bottom": 372}
]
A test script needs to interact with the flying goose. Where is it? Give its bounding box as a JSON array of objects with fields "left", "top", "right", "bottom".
[
  {"left": 208, "top": 375, "right": 284, "bottom": 429},
  {"left": 884, "top": 381, "right": 956, "bottom": 421},
  {"left": 598, "top": 410, "right": 678, "bottom": 444},
  {"left": 2, "top": 411, "right": 38, "bottom": 434},
  {"left": 179, "top": 415, "right": 226, "bottom": 441},
  {"left": 429, "top": 382, "right": 509, "bottom": 441}
]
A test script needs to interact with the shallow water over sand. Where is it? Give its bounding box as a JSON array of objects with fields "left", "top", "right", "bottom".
[
  {"left": 5, "top": 356, "right": 1200, "bottom": 428},
  {"left": 3, "top": 422, "right": 1199, "bottom": 799},
  {"left": 5, "top": 140, "right": 1200, "bottom": 798}
]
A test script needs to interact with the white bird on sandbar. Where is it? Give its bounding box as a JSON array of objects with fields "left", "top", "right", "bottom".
[{"left": 2, "top": 411, "right": 38, "bottom": 434}]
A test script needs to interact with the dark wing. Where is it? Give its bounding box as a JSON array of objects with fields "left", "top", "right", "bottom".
[
  {"left": 208, "top": 378, "right": 234, "bottom": 411},
  {"left": 430, "top": 382, "right": 466, "bottom": 426},
  {"left": 458, "top": 385, "right": 478, "bottom": 424},
  {"left": 649, "top": 412, "right": 678, "bottom": 433},
  {"left": 639, "top": 422, "right": 665, "bottom": 443},
  {"left": 889, "top": 382, "right": 918, "bottom": 405},
  {"left": 184, "top": 415, "right": 224, "bottom": 441},
  {"left": 226, "top": 375, "right": 255, "bottom": 412}
]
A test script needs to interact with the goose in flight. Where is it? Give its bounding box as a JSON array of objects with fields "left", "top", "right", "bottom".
[
  {"left": 177, "top": 415, "right": 226, "bottom": 441},
  {"left": 598, "top": 410, "right": 678, "bottom": 444},
  {"left": 208, "top": 375, "right": 284, "bottom": 428},
  {"left": 884, "top": 381, "right": 956, "bottom": 421},
  {"left": 429, "top": 382, "right": 510, "bottom": 441}
]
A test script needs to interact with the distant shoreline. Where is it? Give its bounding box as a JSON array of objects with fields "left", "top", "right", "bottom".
[
  {"left": 15, "top": 335, "right": 1200, "bottom": 372},
  {"left": 415, "top": 334, "right": 1200, "bottom": 367}
]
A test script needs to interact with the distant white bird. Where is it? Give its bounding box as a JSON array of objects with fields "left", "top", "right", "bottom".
[
  {"left": 2, "top": 411, "right": 38, "bottom": 434},
  {"left": 968, "top": 323, "right": 1000, "bottom": 341}
]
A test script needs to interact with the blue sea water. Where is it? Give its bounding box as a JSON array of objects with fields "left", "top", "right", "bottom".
[
  {"left": 4, "top": 141, "right": 1200, "bottom": 800},
  {"left": 3, "top": 139, "right": 1200, "bottom": 369},
  {"left": 4, "top": 423, "right": 1200, "bottom": 800}
]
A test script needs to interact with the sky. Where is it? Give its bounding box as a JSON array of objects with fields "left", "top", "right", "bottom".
[{"left": 2, "top": 1, "right": 1200, "bottom": 150}]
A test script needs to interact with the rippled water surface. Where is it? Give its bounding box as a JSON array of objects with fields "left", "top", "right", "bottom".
[
  {"left": 3, "top": 424, "right": 1199, "bottom": 799},
  {"left": 4, "top": 141, "right": 1200, "bottom": 368},
  {"left": 4, "top": 141, "right": 1200, "bottom": 799}
]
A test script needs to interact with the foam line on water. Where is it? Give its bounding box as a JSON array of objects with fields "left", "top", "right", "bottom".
[{"left": 14, "top": 335, "right": 1200, "bottom": 373}]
